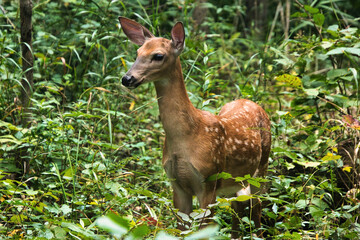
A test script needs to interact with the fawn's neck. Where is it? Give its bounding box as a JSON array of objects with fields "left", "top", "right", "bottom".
[{"left": 154, "top": 58, "right": 201, "bottom": 141}]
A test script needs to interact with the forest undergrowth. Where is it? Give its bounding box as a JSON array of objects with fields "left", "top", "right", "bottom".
[{"left": 0, "top": 0, "right": 359, "bottom": 239}]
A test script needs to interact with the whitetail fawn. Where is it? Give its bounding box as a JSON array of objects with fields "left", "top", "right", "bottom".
[{"left": 118, "top": 17, "right": 271, "bottom": 238}]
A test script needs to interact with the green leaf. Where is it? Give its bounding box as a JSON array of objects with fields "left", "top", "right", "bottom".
[
  {"left": 304, "top": 5, "right": 319, "bottom": 14},
  {"left": 10, "top": 214, "right": 28, "bottom": 223},
  {"left": 96, "top": 213, "right": 130, "bottom": 238},
  {"left": 184, "top": 225, "right": 219, "bottom": 239},
  {"left": 321, "top": 41, "right": 334, "bottom": 49},
  {"left": 207, "top": 172, "right": 233, "bottom": 181},
  {"left": 327, "top": 25, "right": 339, "bottom": 37},
  {"left": 235, "top": 195, "right": 253, "bottom": 202},
  {"left": 327, "top": 69, "right": 350, "bottom": 80},
  {"left": 0, "top": 135, "right": 24, "bottom": 145},
  {"left": 0, "top": 120, "right": 23, "bottom": 131},
  {"left": 344, "top": 47, "right": 360, "bottom": 57},
  {"left": 291, "top": 11, "right": 307, "bottom": 18},
  {"left": 60, "top": 204, "right": 72, "bottom": 215},
  {"left": 295, "top": 199, "right": 308, "bottom": 209},
  {"left": 247, "top": 178, "right": 261, "bottom": 188},
  {"left": 327, "top": 47, "right": 360, "bottom": 57},
  {"left": 155, "top": 231, "right": 179, "bottom": 240},
  {"left": 294, "top": 160, "right": 321, "bottom": 168},
  {"left": 25, "top": 189, "right": 39, "bottom": 195},
  {"left": 313, "top": 13, "right": 325, "bottom": 26},
  {"left": 63, "top": 167, "right": 74, "bottom": 180},
  {"left": 130, "top": 224, "right": 150, "bottom": 240},
  {"left": 304, "top": 88, "right": 319, "bottom": 96},
  {"left": 61, "top": 222, "right": 96, "bottom": 238},
  {"left": 276, "top": 74, "right": 303, "bottom": 88},
  {"left": 321, "top": 152, "right": 341, "bottom": 162}
]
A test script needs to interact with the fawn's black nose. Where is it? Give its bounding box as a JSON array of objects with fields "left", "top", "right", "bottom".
[{"left": 122, "top": 75, "right": 137, "bottom": 88}]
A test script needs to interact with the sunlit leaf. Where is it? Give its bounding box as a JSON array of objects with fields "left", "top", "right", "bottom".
[
  {"left": 294, "top": 160, "right": 321, "bottom": 168},
  {"left": 96, "top": 213, "right": 130, "bottom": 238},
  {"left": 342, "top": 166, "right": 352, "bottom": 172},
  {"left": 184, "top": 225, "right": 219, "bottom": 239},
  {"left": 321, "top": 152, "right": 342, "bottom": 162},
  {"left": 276, "top": 74, "right": 303, "bottom": 88},
  {"left": 304, "top": 88, "right": 319, "bottom": 96},
  {"left": 327, "top": 47, "right": 360, "bottom": 57},
  {"left": 235, "top": 195, "right": 253, "bottom": 202}
]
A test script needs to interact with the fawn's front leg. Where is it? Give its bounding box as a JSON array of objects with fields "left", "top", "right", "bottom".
[{"left": 172, "top": 186, "right": 193, "bottom": 230}]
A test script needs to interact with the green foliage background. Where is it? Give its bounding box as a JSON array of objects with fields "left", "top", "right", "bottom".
[{"left": 0, "top": 0, "right": 359, "bottom": 239}]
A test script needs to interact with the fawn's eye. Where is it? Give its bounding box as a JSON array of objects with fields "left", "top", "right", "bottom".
[{"left": 152, "top": 53, "right": 164, "bottom": 61}]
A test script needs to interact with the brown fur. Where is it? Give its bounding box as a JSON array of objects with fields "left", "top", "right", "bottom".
[{"left": 119, "top": 17, "right": 271, "bottom": 238}]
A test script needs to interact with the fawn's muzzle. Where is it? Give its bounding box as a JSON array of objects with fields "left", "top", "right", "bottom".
[{"left": 122, "top": 75, "right": 140, "bottom": 88}]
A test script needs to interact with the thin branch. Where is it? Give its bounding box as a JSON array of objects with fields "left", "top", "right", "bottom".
[{"left": 0, "top": 4, "right": 17, "bottom": 30}]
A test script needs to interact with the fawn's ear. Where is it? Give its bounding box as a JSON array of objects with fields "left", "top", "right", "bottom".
[
  {"left": 118, "top": 17, "right": 154, "bottom": 46},
  {"left": 171, "top": 22, "right": 185, "bottom": 55}
]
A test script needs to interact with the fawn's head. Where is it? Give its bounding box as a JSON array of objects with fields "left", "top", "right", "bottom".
[{"left": 119, "top": 17, "right": 185, "bottom": 88}]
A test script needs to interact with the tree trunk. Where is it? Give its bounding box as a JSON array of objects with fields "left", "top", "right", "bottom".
[
  {"left": 192, "top": 0, "right": 209, "bottom": 32},
  {"left": 19, "top": 0, "right": 33, "bottom": 174},
  {"left": 245, "top": 0, "right": 269, "bottom": 40},
  {"left": 20, "top": 0, "right": 33, "bottom": 123}
]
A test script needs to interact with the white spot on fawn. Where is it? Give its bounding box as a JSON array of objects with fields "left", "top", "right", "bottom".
[{"left": 235, "top": 138, "right": 242, "bottom": 145}]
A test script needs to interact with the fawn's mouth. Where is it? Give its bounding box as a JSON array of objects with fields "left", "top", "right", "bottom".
[{"left": 121, "top": 75, "right": 144, "bottom": 89}]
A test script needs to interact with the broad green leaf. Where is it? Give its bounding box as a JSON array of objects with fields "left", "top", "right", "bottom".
[
  {"left": 313, "top": 13, "right": 325, "bottom": 26},
  {"left": 96, "top": 213, "right": 130, "bottom": 238},
  {"left": 190, "top": 209, "right": 211, "bottom": 220},
  {"left": 130, "top": 224, "right": 150, "bottom": 240},
  {"left": 321, "top": 41, "right": 334, "bottom": 49},
  {"left": 340, "top": 27, "right": 358, "bottom": 36},
  {"left": 235, "top": 195, "right": 253, "bottom": 202},
  {"left": 327, "top": 69, "right": 350, "bottom": 80},
  {"left": 304, "top": 88, "right": 319, "bottom": 96},
  {"left": 247, "top": 178, "right": 261, "bottom": 188},
  {"left": 327, "top": 24, "right": 339, "bottom": 37},
  {"left": 295, "top": 199, "right": 308, "bottom": 209},
  {"left": 312, "top": 197, "right": 329, "bottom": 210},
  {"left": 327, "top": 47, "right": 360, "bottom": 57},
  {"left": 60, "top": 204, "right": 72, "bottom": 215},
  {"left": 53, "top": 227, "right": 67, "bottom": 239}
]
